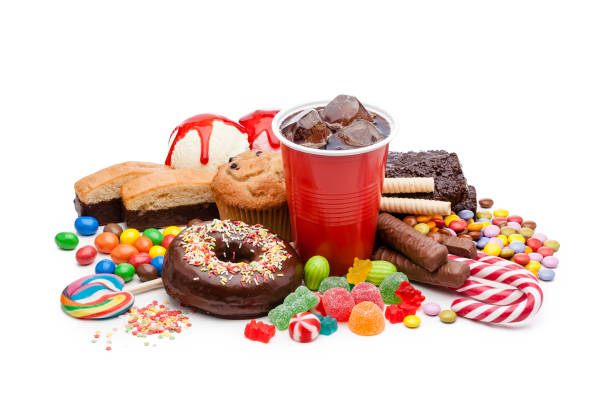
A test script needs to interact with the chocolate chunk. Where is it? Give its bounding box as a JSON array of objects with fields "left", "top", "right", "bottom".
[
  {"left": 376, "top": 213, "right": 448, "bottom": 272},
  {"left": 373, "top": 247, "right": 469, "bottom": 288},
  {"left": 453, "top": 185, "right": 477, "bottom": 215},
  {"left": 435, "top": 233, "right": 477, "bottom": 259}
]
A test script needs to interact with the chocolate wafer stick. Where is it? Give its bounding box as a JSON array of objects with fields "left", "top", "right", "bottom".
[
  {"left": 429, "top": 232, "right": 477, "bottom": 259},
  {"left": 376, "top": 212, "right": 448, "bottom": 272},
  {"left": 373, "top": 247, "right": 470, "bottom": 288}
]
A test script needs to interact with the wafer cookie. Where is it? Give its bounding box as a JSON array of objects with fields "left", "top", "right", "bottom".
[
  {"left": 379, "top": 197, "right": 451, "bottom": 215},
  {"left": 383, "top": 177, "right": 434, "bottom": 194}
]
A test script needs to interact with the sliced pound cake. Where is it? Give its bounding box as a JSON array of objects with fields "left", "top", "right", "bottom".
[
  {"left": 121, "top": 169, "right": 219, "bottom": 230},
  {"left": 74, "top": 161, "right": 167, "bottom": 225}
]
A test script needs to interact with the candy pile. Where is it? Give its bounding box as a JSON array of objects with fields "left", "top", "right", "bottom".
[
  {"left": 125, "top": 300, "right": 191, "bottom": 340},
  {"left": 55, "top": 216, "right": 179, "bottom": 283},
  {"left": 402, "top": 198, "right": 560, "bottom": 281}
]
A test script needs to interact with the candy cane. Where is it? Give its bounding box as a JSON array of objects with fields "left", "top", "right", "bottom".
[{"left": 447, "top": 253, "right": 543, "bottom": 324}]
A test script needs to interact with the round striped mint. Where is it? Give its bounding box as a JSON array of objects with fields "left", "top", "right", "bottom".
[
  {"left": 288, "top": 312, "right": 321, "bottom": 343},
  {"left": 309, "top": 292, "right": 326, "bottom": 316}
]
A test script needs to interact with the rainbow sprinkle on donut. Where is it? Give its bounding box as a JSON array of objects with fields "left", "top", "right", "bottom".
[{"left": 181, "top": 219, "right": 291, "bottom": 286}]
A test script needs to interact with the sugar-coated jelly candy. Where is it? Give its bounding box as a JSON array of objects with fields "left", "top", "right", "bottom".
[
  {"left": 95, "top": 259, "right": 116, "bottom": 274},
  {"left": 74, "top": 216, "right": 99, "bottom": 236},
  {"left": 244, "top": 320, "right": 275, "bottom": 343},
  {"left": 55, "top": 232, "right": 79, "bottom": 250},
  {"left": 351, "top": 282, "right": 384, "bottom": 310},
  {"left": 289, "top": 312, "right": 321, "bottom": 343},
  {"left": 403, "top": 315, "right": 421, "bottom": 328},
  {"left": 395, "top": 281, "right": 425, "bottom": 309},
  {"left": 120, "top": 229, "right": 140, "bottom": 245},
  {"left": 322, "top": 287, "right": 354, "bottom": 322},
  {"left": 76, "top": 245, "right": 97, "bottom": 265},
  {"left": 318, "top": 276, "right": 350, "bottom": 294},
  {"left": 310, "top": 292, "right": 326, "bottom": 316},
  {"left": 348, "top": 301, "right": 385, "bottom": 336},
  {"left": 151, "top": 255, "right": 164, "bottom": 274},
  {"left": 143, "top": 228, "right": 163, "bottom": 246},
  {"left": 379, "top": 272, "right": 409, "bottom": 304},
  {"left": 94, "top": 232, "right": 119, "bottom": 254},
  {"left": 268, "top": 304, "right": 293, "bottom": 330},
  {"left": 315, "top": 314, "right": 338, "bottom": 335},
  {"left": 115, "top": 263, "right": 135, "bottom": 282},
  {"left": 439, "top": 309, "right": 457, "bottom": 323}
]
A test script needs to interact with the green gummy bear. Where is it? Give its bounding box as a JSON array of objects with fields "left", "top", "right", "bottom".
[
  {"left": 318, "top": 276, "right": 351, "bottom": 294},
  {"left": 379, "top": 272, "right": 409, "bottom": 304},
  {"left": 268, "top": 305, "right": 292, "bottom": 330}
]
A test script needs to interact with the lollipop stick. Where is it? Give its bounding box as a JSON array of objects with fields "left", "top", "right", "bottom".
[{"left": 130, "top": 278, "right": 163, "bottom": 295}]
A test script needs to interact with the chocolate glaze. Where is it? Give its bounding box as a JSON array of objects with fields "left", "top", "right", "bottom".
[
  {"left": 74, "top": 196, "right": 123, "bottom": 225},
  {"left": 162, "top": 221, "right": 303, "bottom": 319},
  {"left": 124, "top": 202, "right": 219, "bottom": 230}
]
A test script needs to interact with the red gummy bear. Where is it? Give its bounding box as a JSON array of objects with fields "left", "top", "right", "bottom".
[
  {"left": 384, "top": 282, "right": 426, "bottom": 324},
  {"left": 244, "top": 320, "right": 276, "bottom": 343}
]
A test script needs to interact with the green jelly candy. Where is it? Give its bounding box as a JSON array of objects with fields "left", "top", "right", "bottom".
[
  {"left": 303, "top": 291, "right": 319, "bottom": 309},
  {"left": 366, "top": 260, "right": 397, "bottom": 286},
  {"left": 115, "top": 263, "right": 135, "bottom": 283},
  {"left": 318, "top": 276, "right": 350, "bottom": 294},
  {"left": 142, "top": 228, "right": 164, "bottom": 246},
  {"left": 268, "top": 304, "right": 292, "bottom": 330},
  {"left": 288, "top": 298, "right": 307, "bottom": 316},
  {"left": 379, "top": 272, "right": 409, "bottom": 304},
  {"left": 55, "top": 232, "right": 79, "bottom": 250},
  {"left": 304, "top": 256, "right": 330, "bottom": 291},
  {"left": 283, "top": 292, "right": 298, "bottom": 305}
]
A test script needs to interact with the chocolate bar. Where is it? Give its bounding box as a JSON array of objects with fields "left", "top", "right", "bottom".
[
  {"left": 376, "top": 213, "right": 448, "bottom": 272},
  {"left": 429, "top": 232, "right": 477, "bottom": 259}
]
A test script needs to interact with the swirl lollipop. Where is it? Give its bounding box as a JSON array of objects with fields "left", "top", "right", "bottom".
[{"left": 61, "top": 274, "right": 135, "bottom": 319}]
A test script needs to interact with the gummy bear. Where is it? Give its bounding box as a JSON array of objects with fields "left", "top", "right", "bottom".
[
  {"left": 351, "top": 282, "right": 384, "bottom": 310},
  {"left": 314, "top": 313, "right": 338, "bottom": 335},
  {"left": 384, "top": 303, "right": 408, "bottom": 324},
  {"left": 270, "top": 286, "right": 320, "bottom": 329},
  {"left": 394, "top": 281, "right": 426, "bottom": 311},
  {"left": 318, "top": 276, "right": 351, "bottom": 294},
  {"left": 348, "top": 301, "right": 385, "bottom": 336},
  {"left": 244, "top": 320, "right": 276, "bottom": 343},
  {"left": 322, "top": 287, "right": 355, "bottom": 322},
  {"left": 268, "top": 305, "right": 293, "bottom": 330},
  {"left": 379, "top": 272, "right": 409, "bottom": 304},
  {"left": 346, "top": 258, "right": 372, "bottom": 285}
]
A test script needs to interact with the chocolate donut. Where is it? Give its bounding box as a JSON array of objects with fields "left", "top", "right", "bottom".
[{"left": 162, "top": 219, "right": 303, "bottom": 319}]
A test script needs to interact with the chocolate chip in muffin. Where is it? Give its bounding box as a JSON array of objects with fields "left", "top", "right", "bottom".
[{"left": 230, "top": 162, "right": 238, "bottom": 169}]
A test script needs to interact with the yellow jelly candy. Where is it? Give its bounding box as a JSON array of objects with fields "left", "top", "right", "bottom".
[
  {"left": 496, "top": 235, "right": 508, "bottom": 247},
  {"left": 120, "top": 228, "right": 140, "bottom": 245},
  {"left": 483, "top": 242, "right": 501, "bottom": 256},
  {"left": 403, "top": 315, "right": 420, "bottom": 328},
  {"left": 347, "top": 258, "right": 372, "bottom": 285},
  {"left": 444, "top": 215, "right": 460, "bottom": 227},
  {"left": 163, "top": 226, "right": 181, "bottom": 237},
  {"left": 493, "top": 209, "right": 509, "bottom": 217},
  {"left": 149, "top": 245, "right": 166, "bottom": 258},
  {"left": 414, "top": 223, "right": 430, "bottom": 235},
  {"left": 508, "top": 234, "right": 526, "bottom": 244}
]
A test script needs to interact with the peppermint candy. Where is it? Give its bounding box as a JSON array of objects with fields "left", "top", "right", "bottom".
[{"left": 288, "top": 312, "right": 321, "bottom": 343}]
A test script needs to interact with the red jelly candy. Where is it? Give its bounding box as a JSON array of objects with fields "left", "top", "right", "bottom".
[
  {"left": 244, "top": 320, "right": 276, "bottom": 343},
  {"left": 394, "top": 281, "right": 426, "bottom": 308},
  {"left": 384, "top": 304, "right": 408, "bottom": 324}
]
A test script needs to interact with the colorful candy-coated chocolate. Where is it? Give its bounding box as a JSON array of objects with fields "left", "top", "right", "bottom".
[
  {"left": 74, "top": 216, "right": 99, "bottom": 236},
  {"left": 449, "top": 219, "right": 467, "bottom": 232},
  {"left": 444, "top": 215, "right": 460, "bottom": 227},
  {"left": 476, "top": 236, "right": 490, "bottom": 249},
  {"left": 423, "top": 302, "right": 441, "bottom": 316},
  {"left": 508, "top": 234, "right": 526, "bottom": 244},
  {"left": 529, "top": 253, "right": 543, "bottom": 262},
  {"left": 143, "top": 228, "right": 163, "bottom": 246},
  {"left": 60, "top": 274, "right": 134, "bottom": 319},
  {"left": 120, "top": 228, "right": 140, "bottom": 245},
  {"left": 513, "top": 253, "right": 530, "bottom": 265},
  {"left": 55, "top": 232, "right": 79, "bottom": 250},
  {"left": 403, "top": 315, "right": 420, "bottom": 328},
  {"left": 133, "top": 236, "right": 153, "bottom": 253},
  {"left": 304, "top": 255, "right": 330, "bottom": 291},
  {"left": 507, "top": 215, "right": 523, "bottom": 224},
  {"left": 476, "top": 211, "right": 492, "bottom": 219},
  {"left": 149, "top": 245, "right": 166, "bottom": 258},
  {"left": 479, "top": 198, "right": 494, "bottom": 208},
  {"left": 500, "top": 226, "right": 516, "bottom": 236},
  {"left": 103, "top": 223, "right": 123, "bottom": 238},
  {"left": 115, "top": 263, "right": 135, "bottom": 282},
  {"left": 488, "top": 237, "right": 504, "bottom": 248},
  {"left": 414, "top": 222, "right": 430, "bottom": 235},
  {"left": 532, "top": 232, "right": 547, "bottom": 242},
  {"left": 467, "top": 222, "right": 483, "bottom": 232},
  {"left": 493, "top": 209, "right": 509, "bottom": 218},
  {"left": 492, "top": 217, "right": 507, "bottom": 226},
  {"left": 543, "top": 240, "right": 560, "bottom": 252},
  {"left": 525, "top": 260, "right": 541, "bottom": 275},
  {"left": 457, "top": 210, "right": 474, "bottom": 220},
  {"left": 76, "top": 245, "right": 97, "bottom": 265},
  {"left": 538, "top": 268, "right": 555, "bottom": 281},
  {"left": 128, "top": 252, "right": 152, "bottom": 268},
  {"left": 476, "top": 218, "right": 491, "bottom": 224},
  {"left": 524, "top": 246, "right": 533, "bottom": 254},
  {"left": 500, "top": 247, "right": 515, "bottom": 258},
  {"left": 110, "top": 244, "right": 139, "bottom": 264},
  {"left": 541, "top": 256, "right": 559, "bottom": 268},
  {"left": 483, "top": 225, "right": 500, "bottom": 238},
  {"left": 95, "top": 259, "right": 116, "bottom": 274},
  {"left": 135, "top": 264, "right": 158, "bottom": 282},
  {"left": 94, "top": 232, "right": 119, "bottom": 254},
  {"left": 161, "top": 234, "right": 175, "bottom": 249},
  {"left": 519, "top": 227, "right": 534, "bottom": 238},
  {"left": 522, "top": 220, "right": 537, "bottom": 229},
  {"left": 163, "top": 226, "right": 182, "bottom": 237},
  {"left": 403, "top": 216, "right": 417, "bottom": 227},
  {"left": 506, "top": 221, "right": 521, "bottom": 231},
  {"left": 537, "top": 246, "right": 554, "bottom": 257},
  {"left": 151, "top": 256, "right": 164, "bottom": 275},
  {"left": 439, "top": 310, "right": 457, "bottom": 323},
  {"left": 483, "top": 242, "right": 501, "bottom": 256},
  {"left": 526, "top": 238, "right": 543, "bottom": 250},
  {"left": 496, "top": 235, "right": 508, "bottom": 247},
  {"left": 509, "top": 241, "right": 526, "bottom": 253},
  {"left": 416, "top": 215, "right": 432, "bottom": 223}
]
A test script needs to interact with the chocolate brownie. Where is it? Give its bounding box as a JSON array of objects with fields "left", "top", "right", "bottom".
[{"left": 384, "top": 150, "right": 476, "bottom": 213}]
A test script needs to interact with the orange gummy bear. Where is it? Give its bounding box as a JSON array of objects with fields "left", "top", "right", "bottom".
[
  {"left": 348, "top": 301, "right": 385, "bottom": 336},
  {"left": 346, "top": 258, "right": 372, "bottom": 285}
]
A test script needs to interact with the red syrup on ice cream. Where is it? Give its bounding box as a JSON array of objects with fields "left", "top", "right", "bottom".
[{"left": 239, "top": 110, "right": 281, "bottom": 152}]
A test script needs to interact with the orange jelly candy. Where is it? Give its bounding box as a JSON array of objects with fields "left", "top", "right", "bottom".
[
  {"left": 110, "top": 244, "right": 139, "bottom": 264},
  {"left": 133, "top": 236, "right": 154, "bottom": 253},
  {"left": 348, "top": 301, "right": 385, "bottom": 336},
  {"left": 94, "top": 232, "right": 119, "bottom": 254}
]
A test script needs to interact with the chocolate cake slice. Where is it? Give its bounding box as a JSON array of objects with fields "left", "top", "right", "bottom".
[
  {"left": 121, "top": 169, "right": 219, "bottom": 230},
  {"left": 452, "top": 185, "right": 477, "bottom": 214},
  {"left": 384, "top": 150, "right": 476, "bottom": 213},
  {"left": 74, "top": 161, "right": 167, "bottom": 225}
]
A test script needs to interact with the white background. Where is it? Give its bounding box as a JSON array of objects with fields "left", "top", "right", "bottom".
[{"left": 2, "top": 1, "right": 611, "bottom": 407}]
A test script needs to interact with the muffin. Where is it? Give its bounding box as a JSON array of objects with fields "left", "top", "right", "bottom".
[{"left": 211, "top": 150, "right": 290, "bottom": 241}]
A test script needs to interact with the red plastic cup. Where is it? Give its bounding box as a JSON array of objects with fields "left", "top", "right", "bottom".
[{"left": 272, "top": 101, "right": 398, "bottom": 275}]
